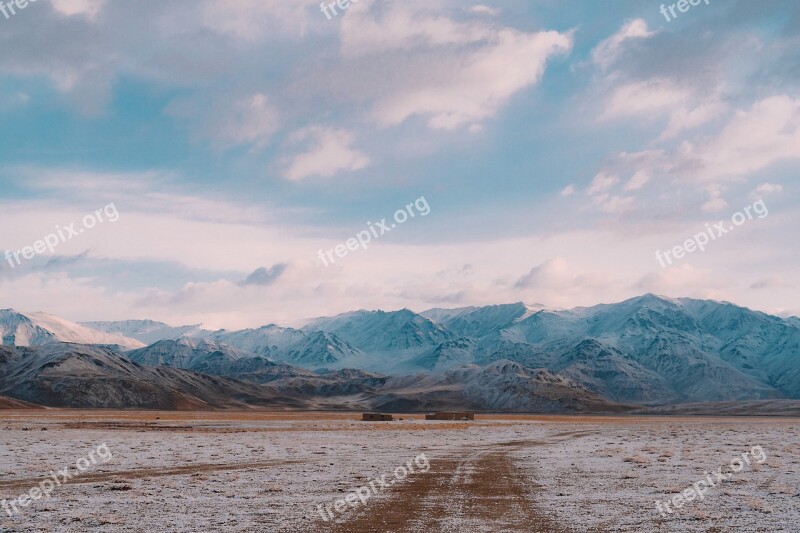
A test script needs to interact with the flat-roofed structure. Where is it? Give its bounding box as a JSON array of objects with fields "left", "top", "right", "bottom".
[
  {"left": 361, "top": 413, "right": 394, "bottom": 421},
  {"left": 425, "top": 412, "right": 475, "bottom": 421}
]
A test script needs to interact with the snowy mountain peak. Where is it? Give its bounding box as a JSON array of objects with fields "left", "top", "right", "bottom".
[{"left": 2, "top": 310, "right": 144, "bottom": 350}]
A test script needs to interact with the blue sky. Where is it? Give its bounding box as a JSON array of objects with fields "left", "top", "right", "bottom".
[{"left": 0, "top": 0, "right": 798, "bottom": 328}]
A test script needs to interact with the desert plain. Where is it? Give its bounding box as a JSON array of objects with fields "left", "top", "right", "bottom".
[{"left": 0, "top": 410, "right": 797, "bottom": 532}]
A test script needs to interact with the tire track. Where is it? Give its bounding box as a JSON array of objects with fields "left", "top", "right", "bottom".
[
  {"left": 0, "top": 459, "right": 297, "bottom": 492},
  {"left": 324, "top": 442, "right": 569, "bottom": 532}
]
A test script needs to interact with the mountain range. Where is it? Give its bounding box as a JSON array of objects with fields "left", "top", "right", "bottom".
[{"left": 1, "top": 294, "right": 798, "bottom": 412}]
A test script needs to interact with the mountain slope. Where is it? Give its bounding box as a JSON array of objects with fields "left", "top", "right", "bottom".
[
  {"left": 446, "top": 295, "right": 796, "bottom": 403},
  {"left": 0, "top": 310, "right": 144, "bottom": 350},
  {"left": 82, "top": 319, "right": 207, "bottom": 345},
  {"left": 4, "top": 294, "right": 798, "bottom": 408},
  {"left": 126, "top": 338, "right": 255, "bottom": 369},
  {"left": 370, "top": 360, "right": 626, "bottom": 413},
  {"left": 304, "top": 309, "right": 455, "bottom": 353},
  {"left": 0, "top": 343, "right": 308, "bottom": 409}
]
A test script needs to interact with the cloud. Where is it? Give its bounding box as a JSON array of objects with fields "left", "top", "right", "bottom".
[
  {"left": 591, "top": 19, "right": 655, "bottom": 69},
  {"left": 468, "top": 5, "right": 500, "bottom": 16},
  {"left": 602, "top": 79, "right": 690, "bottom": 120},
  {"left": 38, "top": 251, "right": 91, "bottom": 271},
  {"left": 5, "top": 167, "right": 274, "bottom": 225},
  {"left": 283, "top": 127, "right": 369, "bottom": 181},
  {"left": 584, "top": 171, "right": 638, "bottom": 213},
  {"left": 751, "top": 183, "right": 783, "bottom": 197},
  {"left": 636, "top": 264, "right": 717, "bottom": 295},
  {"left": 587, "top": 96, "right": 800, "bottom": 219},
  {"left": 340, "top": 2, "right": 571, "bottom": 130},
  {"left": 340, "top": 1, "right": 496, "bottom": 57},
  {"left": 701, "top": 185, "right": 728, "bottom": 213},
  {"left": 373, "top": 29, "right": 572, "bottom": 130},
  {"left": 600, "top": 78, "right": 727, "bottom": 140},
  {"left": 560, "top": 185, "right": 575, "bottom": 196},
  {"left": 750, "top": 276, "right": 795, "bottom": 290},
  {"left": 680, "top": 96, "right": 800, "bottom": 181},
  {"left": 197, "top": 0, "right": 313, "bottom": 42},
  {"left": 599, "top": 195, "right": 636, "bottom": 214},
  {"left": 586, "top": 172, "right": 619, "bottom": 195},
  {"left": 660, "top": 101, "right": 728, "bottom": 140},
  {"left": 168, "top": 93, "right": 280, "bottom": 150},
  {"left": 50, "top": 0, "right": 106, "bottom": 21},
  {"left": 241, "top": 264, "right": 288, "bottom": 286},
  {"left": 514, "top": 258, "right": 606, "bottom": 290},
  {"left": 623, "top": 170, "right": 650, "bottom": 191}
]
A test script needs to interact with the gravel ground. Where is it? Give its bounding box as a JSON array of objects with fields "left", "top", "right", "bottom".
[{"left": 0, "top": 411, "right": 797, "bottom": 532}]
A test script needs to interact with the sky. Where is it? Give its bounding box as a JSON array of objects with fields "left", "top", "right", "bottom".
[{"left": 0, "top": 0, "right": 798, "bottom": 329}]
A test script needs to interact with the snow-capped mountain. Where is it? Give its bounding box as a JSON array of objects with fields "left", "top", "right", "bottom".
[
  {"left": 194, "top": 326, "right": 365, "bottom": 369},
  {"left": 126, "top": 338, "right": 255, "bottom": 369},
  {"left": 371, "top": 359, "right": 623, "bottom": 413},
  {"left": 89, "top": 320, "right": 363, "bottom": 370},
  {"left": 82, "top": 319, "right": 207, "bottom": 345},
  {"left": 202, "top": 325, "right": 306, "bottom": 355},
  {"left": 0, "top": 309, "right": 144, "bottom": 350},
  {"left": 423, "top": 302, "right": 545, "bottom": 339},
  {"left": 440, "top": 294, "right": 796, "bottom": 403},
  {"left": 283, "top": 331, "right": 365, "bottom": 367},
  {"left": 3, "top": 294, "right": 799, "bottom": 408},
  {"left": 304, "top": 309, "right": 455, "bottom": 353}
]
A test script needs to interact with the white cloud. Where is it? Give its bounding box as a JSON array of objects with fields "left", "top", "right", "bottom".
[
  {"left": 589, "top": 96, "right": 800, "bottom": 219},
  {"left": 373, "top": 29, "right": 571, "bottom": 130},
  {"left": 603, "top": 79, "right": 691, "bottom": 120},
  {"left": 560, "top": 184, "right": 575, "bottom": 196},
  {"left": 623, "top": 170, "right": 650, "bottom": 191},
  {"left": 599, "top": 195, "right": 636, "bottom": 214},
  {"left": 283, "top": 127, "right": 369, "bottom": 181},
  {"left": 751, "top": 182, "right": 783, "bottom": 198},
  {"left": 51, "top": 0, "right": 106, "bottom": 21},
  {"left": 340, "top": 2, "right": 571, "bottom": 131},
  {"left": 340, "top": 1, "right": 496, "bottom": 57},
  {"left": 586, "top": 172, "right": 619, "bottom": 195},
  {"left": 198, "top": 0, "right": 312, "bottom": 41},
  {"left": 684, "top": 96, "right": 800, "bottom": 181},
  {"left": 701, "top": 185, "right": 727, "bottom": 213},
  {"left": 216, "top": 94, "right": 279, "bottom": 148},
  {"left": 591, "top": 19, "right": 655, "bottom": 69},
  {"left": 512, "top": 258, "right": 618, "bottom": 306},
  {"left": 660, "top": 101, "right": 728, "bottom": 140},
  {"left": 636, "top": 264, "right": 718, "bottom": 295},
  {"left": 469, "top": 5, "right": 500, "bottom": 16},
  {"left": 602, "top": 79, "right": 727, "bottom": 140},
  {"left": 168, "top": 93, "right": 280, "bottom": 150}
]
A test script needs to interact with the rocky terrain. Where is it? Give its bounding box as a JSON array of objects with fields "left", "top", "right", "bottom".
[{"left": 1, "top": 294, "right": 798, "bottom": 411}]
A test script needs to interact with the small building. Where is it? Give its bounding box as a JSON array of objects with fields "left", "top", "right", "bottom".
[
  {"left": 362, "top": 413, "right": 394, "bottom": 421},
  {"left": 425, "top": 412, "right": 475, "bottom": 421}
]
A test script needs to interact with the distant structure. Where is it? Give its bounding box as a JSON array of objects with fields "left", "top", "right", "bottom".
[
  {"left": 425, "top": 412, "right": 475, "bottom": 421},
  {"left": 362, "top": 413, "right": 394, "bottom": 421}
]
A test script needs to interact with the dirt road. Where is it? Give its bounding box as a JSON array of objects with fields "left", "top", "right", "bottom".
[{"left": 325, "top": 441, "right": 568, "bottom": 533}]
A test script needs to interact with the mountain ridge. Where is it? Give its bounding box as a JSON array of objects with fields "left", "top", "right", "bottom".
[{"left": 8, "top": 294, "right": 799, "bottom": 408}]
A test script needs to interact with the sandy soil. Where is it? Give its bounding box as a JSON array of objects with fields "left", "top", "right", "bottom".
[{"left": 0, "top": 410, "right": 797, "bottom": 532}]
